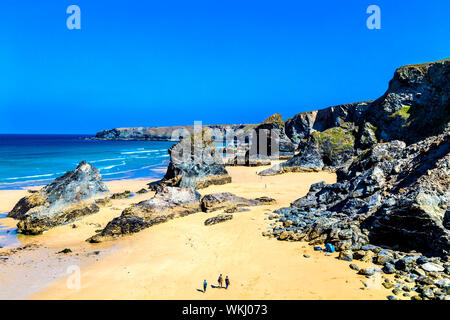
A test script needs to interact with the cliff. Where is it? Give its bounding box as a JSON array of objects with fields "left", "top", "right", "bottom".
[{"left": 94, "top": 124, "right": 255, "bottom": 141}]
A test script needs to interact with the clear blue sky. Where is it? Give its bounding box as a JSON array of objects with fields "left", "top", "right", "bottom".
[{"left": 1, "top": 0, "right": 449, "bottom": 134}]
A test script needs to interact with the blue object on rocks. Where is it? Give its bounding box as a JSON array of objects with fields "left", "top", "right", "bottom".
[
  {"left": 325, "top": 243, "right": 335, "bottom": 253},
  {"left": 313, "top": 246, "right": 323, "bottom": 251}
]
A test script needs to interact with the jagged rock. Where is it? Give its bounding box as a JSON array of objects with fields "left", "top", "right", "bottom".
[
  {"left": 149, "top": 129, "right": 231, "bottom": 189},
  {"left": 259, "top": 122, "right": 356, "bottom": 175},
  {"left": 366, "top": 59, "right": 450, "bottom": 144},
  {"left": 88, "top": 186, "right": 201, "bottom": 242},
  {"left": 204, "top": 214, "right": 233, "bottom": 226},
  {"left": 8, "top": 161, "right": 109, "bottom": 234},
  {"left": 111, "top": 190, "right": 132, "bottom": 199},
  {"left": 200, "top": 192, "right": 269, "bottom": 212},
  {"left": 284, "top": 101, "right": 371, "bottom": 146},
  {"left": 421, "top": 262, "right": 445, "bottom": 273},
  {"left": 136, "top": 188, "right": 149, "bottom": 194},
  {"left": 252, "top": 113, "right": 296, "bottom": 157}
]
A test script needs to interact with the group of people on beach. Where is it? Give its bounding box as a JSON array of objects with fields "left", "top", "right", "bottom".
[{"left": 203, "top": 274, "right": 230, "bottom": 293}]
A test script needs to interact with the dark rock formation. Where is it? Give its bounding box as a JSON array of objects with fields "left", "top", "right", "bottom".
[
  {"left": 284, "top": 101, "right": 371, "bottom": 145},
  {"left": 266, "top": 130, "right": 449, "bottom": 256},
  {"left": 149, "top": 129, "right": 231, "bottom": 189},
  {"left": 262, "top": 59, "right": 450, "bottom": 175},
  {"left": 94, "top": 124, "right": 254, "bottom": 142},
  {"left": 204, "top": 214, "right": 233, "bottom": 226},
  {"left": 9, "top": 161, "right": 109, "bottom": 234},
  {"left": 252, "top": 113, "right": 296, "bottom": 157},
  {"left": 88, "top": 186, "right": 202, "bottom": 242},
  {"left": 366, "top": 59, "right": 450, "bottom": 144}
]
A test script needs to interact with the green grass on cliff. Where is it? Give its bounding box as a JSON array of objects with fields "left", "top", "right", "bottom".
[
  {"left": 311, "top": 123, "right": 355, "bottom": 156},
  {"left": 389, "top": 105, "right": 411, "bottom": 120}
]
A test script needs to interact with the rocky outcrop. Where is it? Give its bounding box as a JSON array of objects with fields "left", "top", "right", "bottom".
[
  {"left": 252, "top": 113, "right": 295, "bottom": 157},
  {"left": 284, "top": 102, "right": 371, "bottom": 145},
  {"left": 204, "top": 214, "right": 233, "bottom": 226},
  {"left": 266, "top": 130, "right": 449, "bottom": 257},
  {"left": 9, "top": 161, "right": 109, "bottom": 234},
  {"left": 94, "top": 124, "right": 253, "bottom": 142},
  {"left": 366, "top": 59, "right": 450, "bottom": 144},
  {"left": 88, "top": 186, "right": 202, "bottom": 242},
  {"left": 200, "top": 192, "right": 272, "bottom": 212},
  {"left": 263, "top": 59, "right": 450, "bottom": 174},
  {"left": 89, "top": 189, "right": 271, "bottom": 242},
  {"left": 149, "top": 129, "right": 231, "bottom": 189}
]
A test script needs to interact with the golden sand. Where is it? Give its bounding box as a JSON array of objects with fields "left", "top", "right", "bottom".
[{"left": 0, "top": 164, "right": 391, "bottom": 300}]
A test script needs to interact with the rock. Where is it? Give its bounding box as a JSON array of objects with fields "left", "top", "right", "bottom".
[
  {"left": 88, "top": 186, "right": 201, "bottom": 242},
  {"left": 136, "top": 188, "right": 149, "bottom": 194},
  {"left": 358, "top": 267, "right": 378, "bottom": 276},
  {"left": 383, "top": 281, "right": 393, "bottom": 289},
  {"left": 421, "top": 288, "right": 435, "bottom": 299},
  {"left": 279, "top": 231, "right": 295, "bottom": 241},
  {"left": 200, "top": 192, "right": 268, "bottom": 212},
  {"left": 303, "top": 254, "right": 311, "bottom": 258},
  {"left": 382, "top": 263, "right": 396, "bottom": 274},
  {"left": 111, "top": 190, "right": 132, "bottom": 199},
  {"left": 338, "top": 250, "right": 353, "bottom": 262},
  {"left": 421, "top": 262, "right": 445, "bottom": 272},
  {"left": 204, "top": 214, "right": 233, "bottom": 226},
  {"left": 264, "top": 59, "right": 450, "bottom": 258},
  {"left": 58, "top": 248, "right": 72, "bottom": 254},
  {"left": 252, "top": 113, "right": 295, "bottom": 158},
  {"left": 9, "top": 161, "right": 109, "bottom": 235},
  {"left": 387, "top": 295, "right": 398, "bottom": 300},
  {"left": 254, "top": 196, "right": 276, "bottom": 204},
  {"left": 392, "top": 288, "right": 402, "bottom": 295},
  {"left": 349, "top": 263, "right": 359, "bottom": 271},
  {"left": 149, "top": 129, "right": 231, "bottom": 189}
]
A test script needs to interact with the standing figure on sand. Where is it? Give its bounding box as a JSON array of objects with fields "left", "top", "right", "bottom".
[{"left": 218, "top": 274, "right": 223, "bottom": 288}]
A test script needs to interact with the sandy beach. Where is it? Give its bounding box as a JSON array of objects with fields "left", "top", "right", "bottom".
[{"left": 0, "top": 164, "right": 392, "bottom": 300}]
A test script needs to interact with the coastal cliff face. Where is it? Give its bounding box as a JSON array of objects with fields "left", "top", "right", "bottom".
[
  {"left": 266, "top": 59, "right": 450, "bottom": 260},
  {"left": 263, "top": 59, "right": 450, "bottom": 174},
  {"left": 94, "top": 124, "right": 254, "bottom": 141}
]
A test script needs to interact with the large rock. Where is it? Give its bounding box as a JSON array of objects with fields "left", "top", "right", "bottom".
[
  {"left": 269, "top": 130, "right": 449, "bottom": 256},
  {"left": 200, "top": 192, "right": 270, "bottom": 212},
  {"left": 149, "top": 129, "right": 231, "bottom": 189},
  {"left": 251, "top": 113, "right": 296, "bottom": 157},
  {"left": 88, "top": 186, "right": 202, "bottom": 242},
  {"left": 8, "top": 161, "right": 109, "bottom": 234},
  {"left": 366, "top": 59, "right": 450, "bottom": 144},
  {"left": 259, "top": 122, "right": 356, "bottom": 175},
  {"left": 284, "top": 101, "right": 370, "bottom": 145}
]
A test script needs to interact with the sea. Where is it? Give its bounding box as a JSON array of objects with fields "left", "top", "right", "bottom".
[{"left": 0, "top": 134, "right": 176, "bottom": 190}]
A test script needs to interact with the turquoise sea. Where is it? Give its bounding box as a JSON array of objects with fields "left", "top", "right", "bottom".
[{"left": 0, "top": 134, "right": 175, "bottom": 190}]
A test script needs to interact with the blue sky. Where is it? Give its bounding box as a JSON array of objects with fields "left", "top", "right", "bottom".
[{"left": 1, "top": 0, "right": 449, "bottom": 134}]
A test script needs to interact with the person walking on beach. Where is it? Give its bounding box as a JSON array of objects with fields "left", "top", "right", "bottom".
[
  {"left": 203, "top": 280, "right": 207, "bottom": 293},
  {"left": 225, "top": 276, "right": 230, "bottom": 289},
  {"left": 218, "top": 274, "right": 223, "bottom": 288}
]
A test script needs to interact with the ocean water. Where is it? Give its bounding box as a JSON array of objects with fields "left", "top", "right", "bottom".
[{"left": 0, "top": 134, "right": 176, "bottom": 190}]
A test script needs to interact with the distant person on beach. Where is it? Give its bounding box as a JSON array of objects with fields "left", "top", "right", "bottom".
[
  {"left": 203, "top": 280, "right": 207, "bottom": 293},
  {"left": 218, "top": 274, "right": 223, "bottom": 288},
  {"left": 225, "top": 276, "right": 230, "bottom": 289}
]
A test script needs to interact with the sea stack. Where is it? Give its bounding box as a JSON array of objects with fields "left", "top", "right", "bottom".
[
  {"left": 149, "top": 128, "right": 231, "bottom": 189},
  {"left": 9, "top": 161, "right": 109, "bottom": 234}
]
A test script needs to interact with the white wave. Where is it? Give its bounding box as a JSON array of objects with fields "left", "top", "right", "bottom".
[
  {"left": 5, "top": 172, "right": 62, "bottom": 181},
  {"left": 91, "top": 157, "right": 126, "bottom": 163},
  {"left": 121, "top": 150, "right": 160, "bottom": 155}
]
